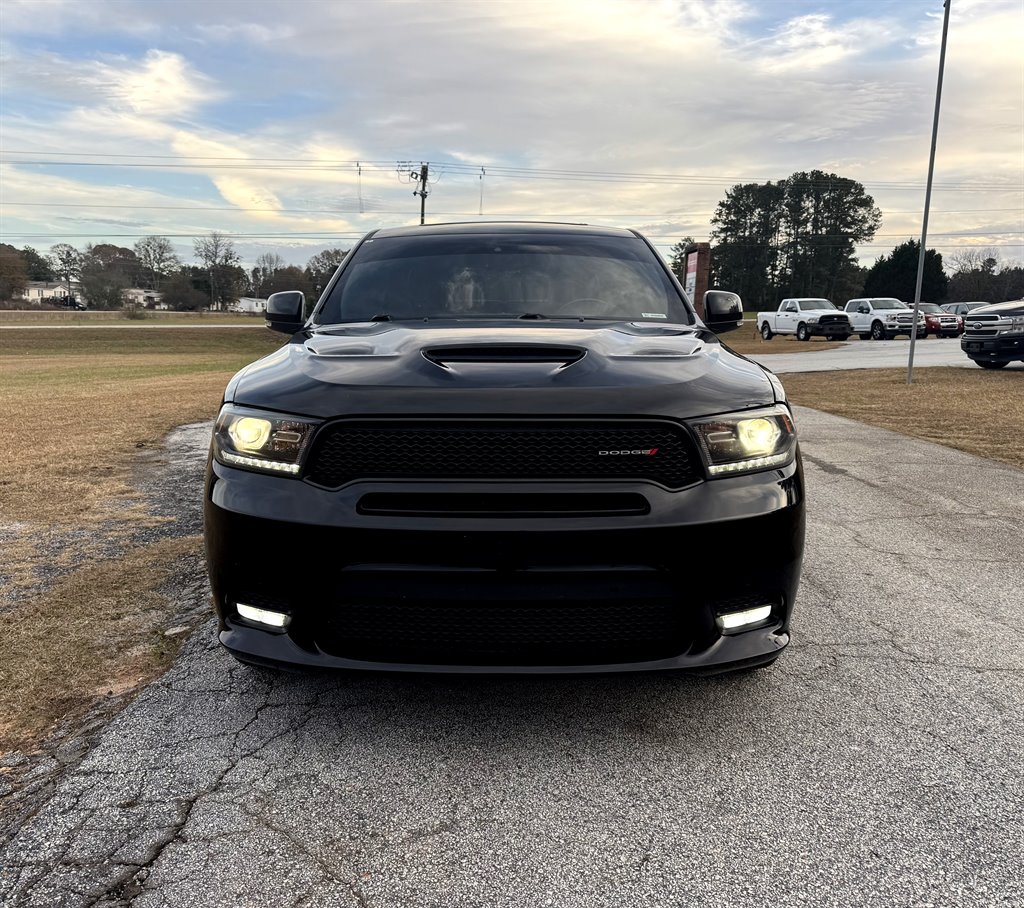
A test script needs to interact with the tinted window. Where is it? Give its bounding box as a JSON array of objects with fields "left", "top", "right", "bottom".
[{"left": 316, "top": 233, "right": 691, "bottom": 325}]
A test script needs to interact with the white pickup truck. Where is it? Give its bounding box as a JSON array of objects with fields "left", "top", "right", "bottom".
[
  {"left": 844, "top": 298, "right": 926, "bottom": 340},
  {"left": 757, "top": 298, "right": 853, "bottom": 342}
]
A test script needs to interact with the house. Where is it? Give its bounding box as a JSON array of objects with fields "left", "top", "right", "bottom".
[
  {"left": 17, "top": 281, "right": 84, "bottom": 305},
  {"left": 123, "top": 288, "right": 163, "bottom": 308},
  {"left": 234, "top": 297, "right": 268, "bottom": 313}
]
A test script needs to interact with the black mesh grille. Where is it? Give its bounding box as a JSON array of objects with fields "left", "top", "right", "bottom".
[
  {"left": 304, "top": 421, "right": 701, "bottom": 489},
  {"left": 316, "top": 598, "right": 686, "bottom": 666}
]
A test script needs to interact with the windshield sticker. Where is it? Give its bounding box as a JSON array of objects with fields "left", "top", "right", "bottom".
[{"left": 641, "top": 312, "right": 668, "bottom": 319}]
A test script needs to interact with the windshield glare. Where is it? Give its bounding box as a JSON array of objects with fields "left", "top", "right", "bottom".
[
  {"left": 872, "top": 299, "right": 906, "bottom": 310},
  {"left": 918, "top": 304, "right": 942, "bottom": 313},
  {"left": 315, "top": 233, "right": 691, "bottom": 325},
  {"left": 799, "top": 299, "right": 836, "bottom": 310}
]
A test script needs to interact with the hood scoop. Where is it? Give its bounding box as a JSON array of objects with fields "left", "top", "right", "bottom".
[{"left": 423, "top": 344, "right": 586, "bottom": 367}]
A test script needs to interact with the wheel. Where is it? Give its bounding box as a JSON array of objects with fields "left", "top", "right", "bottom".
[
  {"left": 917, "top": 330, "right": 928, "bottom": 340},
  {"left": 976, "top": 360, "right": 1009, "bottom": 369},
  {"left": 760, "top": 322, "right": 773, "bottom": 340},
  {"left": 858, "top": 333, "right": 871, "bottom": 340},
  {"left": 871, "top": 321, "right": 887, "bottom": 340},
  {"left": 796, "top": 323, "right": 810, "bottom": 342}
]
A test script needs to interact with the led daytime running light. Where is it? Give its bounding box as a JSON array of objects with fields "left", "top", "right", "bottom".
[
  {"left": 707, "top": 452, "right": 792, "bottom": 475},
  {"left": 221, "top": 451, "right": 301, "bottom": 474}
]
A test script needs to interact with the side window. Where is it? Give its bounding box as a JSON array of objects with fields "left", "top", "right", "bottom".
[
  {"left": 783, "top": 302, "right": 797, "bottom": 313},
  {"left": 845, "top": 301, "right": 856, "bottom": 312}
]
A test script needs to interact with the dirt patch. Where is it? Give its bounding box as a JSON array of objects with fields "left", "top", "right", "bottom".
[
  {"left": 783, "top": 367, "right": 1024, "bottom": 470},
  {"left": 724, "top": 329, "right": 847, "bottom": 355}
]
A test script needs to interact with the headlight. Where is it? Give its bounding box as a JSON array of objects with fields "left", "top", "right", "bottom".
[
  {"left": 806, "top": 316, "right": 819, "bottom": 324},
  {"left": 213, "top": 405, "right": 320, "bottom": 476},
  {"left": 885, "top": 314, "right": 898, "bottom": 322},
  {"left": 690, "top": 405, "right": 797, "bottom": 477}
]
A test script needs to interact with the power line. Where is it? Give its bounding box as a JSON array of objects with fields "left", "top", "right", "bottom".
[{"left": 3, "top": 154, "right": 1020, "bottom": 192}]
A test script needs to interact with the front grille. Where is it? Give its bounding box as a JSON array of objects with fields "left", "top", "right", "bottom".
[
  {"left": 304, "top": 421, "right": 701, "bottom": 489},
  {"left": 819, "top": 314, "right": 849, "bottom": 326},
  {"left": 316, "top": 597, "right": 687, "bottom": 665}
]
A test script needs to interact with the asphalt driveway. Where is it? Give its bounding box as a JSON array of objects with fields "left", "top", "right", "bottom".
[
  {"left": 745, "top": 335, "right": 1024, "bottom": 373},
  {"left": 2, "top": 408, "right": 1022, "bottom": 907}
]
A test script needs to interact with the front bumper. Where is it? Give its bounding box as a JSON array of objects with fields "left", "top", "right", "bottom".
[
  {"left": 807, "top": 323, "right": 852, "bottom": 337},
  {"left": 962, "top": 333, "right": 1024, "bottom": 362},
  {"left": 204, "top": 457, "right": 805, "bottom": 674}
]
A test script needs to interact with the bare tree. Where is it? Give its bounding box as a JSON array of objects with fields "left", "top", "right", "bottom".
[
  {"left": 193, "top": 232, "right": 241, "bottom": 310},
  {"left": 48, "top": 243, "right": 82, "bottom": 302},
  {"left": 134, "top": 236, "right": 180, "bottom": 291},
  {"left": 251, "top": 252, "right": 286, "bottom": 298}
]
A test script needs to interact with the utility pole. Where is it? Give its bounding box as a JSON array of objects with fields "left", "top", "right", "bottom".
[
  {"left": 908, "top": 0, "right": 951, "bottom": 385},
  {"left": 412, "top": 163, "right": 429, "bottom": 225}
]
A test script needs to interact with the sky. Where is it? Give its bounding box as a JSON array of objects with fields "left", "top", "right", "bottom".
[{"left": 1, "top": 0, "right": 1022, "bottom": 272}]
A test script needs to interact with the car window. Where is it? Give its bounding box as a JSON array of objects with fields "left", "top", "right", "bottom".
[
  {"left": 919, "top": 304, "right": 942, "bottom": 313},
  {"left": 870, "top": 299, "right": 905, "bottom": 310},
  {"left": 317, "top": 233, "right": 691, "bottom": 325},
  {"left": 783, "top": 302, "right": 797, "bottom": 312},
  {"left": 845, "top": 301, "right": 858, "bottom": 312},
  {"left": 798, "top": 299, "right": 836, "bottom": 310}
]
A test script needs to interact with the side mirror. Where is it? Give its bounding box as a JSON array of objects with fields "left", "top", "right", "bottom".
[
  {"left": 703, "top": 290, "right": 744, "bottom": 333},
  {"left": 266, "top": 291, "right": 305, "bottom": 334}
]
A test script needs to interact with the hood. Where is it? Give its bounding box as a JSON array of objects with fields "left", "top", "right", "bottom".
[{"left": 228, "top": 321, "right": 775, "bottom": 420}]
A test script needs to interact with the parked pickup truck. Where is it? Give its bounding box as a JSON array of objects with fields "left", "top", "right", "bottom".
[
  {"left": 960, "top": 299, "right": 1024, "bottom": 369},
  {"left": 844, "top": 298, "right": 926, "bottom": 340},
  {"left": 758, "top": 298, "right": 853, "bottom": 342}
]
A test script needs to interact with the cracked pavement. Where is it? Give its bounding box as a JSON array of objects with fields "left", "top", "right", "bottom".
[{"left": 1, "top": 406, "right": 1022, "bottom": 907}]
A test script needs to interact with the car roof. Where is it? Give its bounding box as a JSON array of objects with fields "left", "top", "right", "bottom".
[{"left": 371, "top": 221, "right": 638, "bottom": 239}]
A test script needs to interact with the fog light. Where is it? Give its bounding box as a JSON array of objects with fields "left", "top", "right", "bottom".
[
  {"left": 236, "top": 602, "right": 290, "bottom": 628},
  {"left": 716, "top": 604, "right": 772, "bottom": 632}
]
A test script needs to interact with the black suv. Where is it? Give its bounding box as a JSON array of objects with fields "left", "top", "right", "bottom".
[
  {"left": 960, "top": 299, "right": 1024, "bottom": 368},
  {"left": 204, "top": 223, "right": 805, "bottom": 674}
]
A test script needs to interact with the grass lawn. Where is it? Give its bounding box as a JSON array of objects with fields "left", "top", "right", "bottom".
[
  {"left": 783, "top": 367, "right": 1024, "bottom": 470},
  {"left": 0, "top": 327, "right": 285, "bottom": 752},
  {"left": 0, "top": 309, "right": 261, "bottom": 326}
]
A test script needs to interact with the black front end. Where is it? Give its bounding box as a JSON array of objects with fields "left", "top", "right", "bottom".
[{"left": 205, "top": 413, "right": 804, "bottom": 674}]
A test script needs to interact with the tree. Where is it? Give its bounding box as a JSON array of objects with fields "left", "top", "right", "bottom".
[
  {"left": 48, "top": 244, "right": 82, "bottom": 301},
  {"left": 21, "top": 246, "right": 54, "bottom": 281},
  {"left": 193, "top": 232, "right": 241, "bottom": 309},
  {"left": 305, "top": 248, "right": 348, "bottom": 294},
  {"left": 710, "top": 171, "right": 881, "bottom": 310},
  {"left": 263, "top": 264, "right": 314, "bottom": 298},
  {"left": 134, "top": 236, "right": 180, "bottom": 291},
  {"left": 0, "top": 244, "right": 29, "bottom": 301},
  {"left": 250, "top": 252, "right": 286, "bottom": 298},
  {"left": 78, "top": 244, "right": 141, "bottom": 309},
  {"left": 667, "top": 238, "right": 697, "bottom": 281},
  {"left": 947, "top": 248, "right": 1024, "bottom": 303},
  {"left": 160, "top": 268, "right": 209, "bottom": 311},
  {"left": 862, "top": 240, "right": 948, "bottom": 303}
]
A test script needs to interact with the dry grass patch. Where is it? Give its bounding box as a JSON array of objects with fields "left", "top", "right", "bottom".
[
  {"left": 724, "top": 330, "right": 847, "bottom": 355},
  {"left": 0, "top": 327, "right": 284, "bottom": 752},
  {"left": 783, "top": 367, "right": 1024, "bottom": 469},
  {"left": 0, "top": 536, "right": 200, "bottom": 753},
  {"left": 1, "top": 330, "right": 284, "bottom": 523}
]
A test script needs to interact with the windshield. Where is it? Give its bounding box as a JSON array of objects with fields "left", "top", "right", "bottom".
[
  {"left": 918, "top": 303, "right": 942, "bottom": 313},
  {"left": 798, "top": 299, "right": 836, "bottom": 310},
  {"left": 315, "top": 232, "right": 692, "bottom": 325},
  {"left": 871, "top": 299, "right": 907, "bottom": 310}
]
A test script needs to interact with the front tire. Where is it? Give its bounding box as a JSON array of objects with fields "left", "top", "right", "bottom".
[
  {"left": 760, "top": 323, "right": 773, "bottom": 340},
  {"left": 871, "top": 321, "right": 887, "bottom": 341},
  {"left": 796, "top": 323, "right": 810, "bottom": 342},
  {"left": 976, "top": 360, "right": 1009, "bottom": 369}
]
